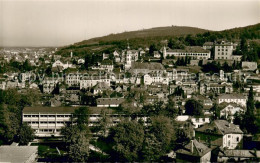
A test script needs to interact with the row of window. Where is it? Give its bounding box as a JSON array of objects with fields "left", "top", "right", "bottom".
[{"left": 24, "top": 115, "right": 71, "bottom": 118}]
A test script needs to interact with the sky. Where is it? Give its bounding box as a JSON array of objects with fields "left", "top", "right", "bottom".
[{"left": 0, "top": 0, "right": 259, "bottom": 47}]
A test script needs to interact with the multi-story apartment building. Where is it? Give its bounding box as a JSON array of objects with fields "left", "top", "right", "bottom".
[
  {"left": 214, "top": 41, "right": 234, "bottom": 60},
  {"left": 22, "top": 106, "right": 148, "bottom": 137}
]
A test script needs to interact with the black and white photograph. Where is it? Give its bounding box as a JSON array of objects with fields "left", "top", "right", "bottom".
[{"left": 0, "top": 0, "right": 259, "bottom": 162}]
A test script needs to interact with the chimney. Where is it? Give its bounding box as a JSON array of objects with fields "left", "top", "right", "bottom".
[{"left": 191, "top": 140, "right": 194, "bottom": 153}]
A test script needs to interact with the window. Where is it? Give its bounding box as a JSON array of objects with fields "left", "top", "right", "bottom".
[
  {"left": 237, "top": 137, "right": 239, "bottom": 142},
  {"left": 228, "top": 135, "right": 231, "bottom": 138}
]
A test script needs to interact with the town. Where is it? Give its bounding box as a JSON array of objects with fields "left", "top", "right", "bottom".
[
  {"left": 0, "top": 0, "right": 260, "bottom": 162},
  {"left": 0, "top": 25, "right": 260, "bottom": 162}
]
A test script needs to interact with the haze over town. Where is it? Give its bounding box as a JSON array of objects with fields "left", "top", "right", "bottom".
[{"left": 0, "top": 0, "right": 259, "bottom": 47}]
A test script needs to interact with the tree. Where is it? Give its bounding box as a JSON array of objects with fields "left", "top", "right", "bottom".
[
  {"left": 184, "top": 99, "right": 203, "bottom": 116},
  {"left": 18, "top": 123, "right": 34, "bottom": 145},
  {"left": 141, "top": 133, "right": 162, "bottom": 161},
  {"left": 142, "top": 116, "right": 175, "bottom": 161},
  {"left": 109, "top": 120, "right": 145, "bottom": 161},
  {"left": 210, "top": 103, "right": 221, "bottom": 120},
  {"left": 149, "top": 44, "right": 157, "bottom": 56},
  {"left": 74, "top": 107, "right": 89, "bottom": 127},
  {"left": 61, "top": 107, "right": 91, "bottom": 161},
  {"left": 243, "top": 87, "right": 258, "bottom": 134},
  {"left": 98, "top": 109, "right": 111, "bottom": 137},
  {"left": 61, "top": 125, "right": 90, "bottom": 162}
]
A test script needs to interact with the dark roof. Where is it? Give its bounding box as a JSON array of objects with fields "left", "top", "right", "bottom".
[
  {"left": 97, "top": 98, "right": 125, "bottom": 105},
  {"left": 217, "top": 94, "right": 246, "bottom": 100},
  {"left": 131, "top": 62, "right": 165, "bottom": 70},
  {"left": 196, "top": 120, "right": 243, "bottom": 135},
  {"left": 23, "top": 106, "right": 117, "bottom": 114},
  {"left": 176, "top": 139, "right": 212, "bottom": 157},
  {"left": 218, "top": 149, "right": 260, "bottom": 158},
  {"left": 23, "top": 106, "right": 77, "bottom": 114}
]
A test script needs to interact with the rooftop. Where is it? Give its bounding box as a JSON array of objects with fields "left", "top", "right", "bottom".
[
  {"left": 0, "top": 146, "right": 38, "bottom": 163},
  {"left": 131, "top": 62, "right": 165, "bottom": 70},
  {"left": 196, "top": 120, "right": 243, "bottom": 135},
  {"left": 176, "top": 139, "right": 212, "bottom": 157}
]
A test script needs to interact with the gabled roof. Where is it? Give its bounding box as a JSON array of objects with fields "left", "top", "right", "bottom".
[
  {"left": 93, "top": 82, "right": 111, "bottom": 90},
  {"left": 131, "top": 62, "right": 165, "bottom": 70},
  {"left": 195, "top": 120, "right": 243, "bottom": 135},
  {"left": 176, "top": 139, "right": 212, "bottom": 157}
]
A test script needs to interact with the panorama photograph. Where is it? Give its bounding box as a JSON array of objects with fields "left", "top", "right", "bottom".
[{"left": 0, "top": 0, "right": 260, "bottom": 162}]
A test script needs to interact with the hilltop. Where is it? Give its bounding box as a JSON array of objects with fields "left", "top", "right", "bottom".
[
  {"left": 76, "top": 26, "right": 209, "bottom": 46},
  {"left": 56, "top": 23, "right": 260, "bottom": 57}
]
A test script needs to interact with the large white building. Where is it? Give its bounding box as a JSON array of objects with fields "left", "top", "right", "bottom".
[
  {"left": 214, "top": 41, "right": 241, "bottom": 61},
  {"left": 163, "top": 46, "right": 211, "bottom": 60},
  {"left": 217, "top": 94, "right": 247, "bottom": 107},
  {"left": 23, "top": 106, "right": 148, "bottom": 137}
]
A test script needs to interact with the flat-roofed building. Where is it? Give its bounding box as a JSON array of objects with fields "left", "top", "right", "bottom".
[{"left": 23, "top": 106, "right": 147, "bottom": 137}]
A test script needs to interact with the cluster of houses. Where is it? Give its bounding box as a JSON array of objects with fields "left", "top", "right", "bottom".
[{"left": 1, "top": 40, "right": 260, "bottom": 162}]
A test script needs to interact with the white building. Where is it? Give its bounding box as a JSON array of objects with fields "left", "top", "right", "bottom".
[
  {"left": 214, "top": 41, "right": 241, "bottom": 61},
  {"left": 217, "top": 94, "right": 247, "bottom": 107},
  {"left": 219, "top": 103, "right": 245, "bottom": 122},
  {"left": 80, "top": 75, "right": 110, "bottom": 89},
  {"left": 196, "top": 120, "right": 243, "bottom": 149},
  {"left": 163, "top": 46, "right": 211, "bottom": 60},
  {"left": 22, "top": 106, "right": 147, "bottom": 137},
  {"left": 66, "top": 73, "right": 83, "bottom": 86},
  {"left": 123, "top": 49, "right": 138, "bottom": 70},
  {"left": 143, "top": 73, "right": 168, "bottom": 85}
]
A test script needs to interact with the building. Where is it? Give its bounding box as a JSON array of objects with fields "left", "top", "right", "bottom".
[
  {"left": 163, "top": 46, "right": 211, "bottom": 60},
  {"left": 96, "top": 98, "right": 125, "bottom": 107},
  {"left": 219, "top": 103, "right": 245, "bottom": 122},
  {"left": 66, "top": 73, "right": 83, "bottom": 86},
  {"left": 130, "top": 62, "right": 165, "bottom": 74},
  {"left": 217, "top": 148, "right": 260, "bottom": 162},
  {"left": 203, "top": 42, "right": 214, "bottom": 50},
  {"left": 123, "top": 49, "right": 139, "bottom": 70},
  {"left": 80, "top": 75, "right": 110, "bottom": 89},
  {"left": 190, "top": 116, "right": 211, "bottom": 128},
  {"left": 242, "top": 61, "right": 258, "bottom": 71},
  {"left": 93, "top": 82, "right": 111, "bottom": 95},
  {"left": 214, "top": 41, "right": 241, "bottom": 61},
  {"left": 176, "top": 139, "right": 212, "bottom": 162},
  {"left": 22, "top": 106, "right": 147, "bottom": 137},
  {"left": 195, "top": 120, "right": 243, "bottom": 149},
  {"left": 143, "top": 73, "right": 168, "bottom": 85},
  {"left": 0, "top": 146, "right": 38, "bottom": 163},
  {"left": 217, "top": 94, "right": 247, "bottom": 107}
]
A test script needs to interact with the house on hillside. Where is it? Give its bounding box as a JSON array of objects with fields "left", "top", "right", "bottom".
[
  {"left": 217, "top": 94, "right": 246, "bottom": 107},
  {"left": 176, "top": 139, "right": 212, "bottom": 162},
  {"left": 195, "top": 120, "right": 243, "bottom": 149}
]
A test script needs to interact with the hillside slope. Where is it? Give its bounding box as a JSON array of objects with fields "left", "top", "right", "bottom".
[
  {"left": 76, "top": 26, "right": 209, "bottom": 46},
  {"left": 57, "top": 23, "right": 259, "bottom": 57}
]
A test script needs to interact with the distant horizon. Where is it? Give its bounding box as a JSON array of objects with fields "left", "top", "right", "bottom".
[
  {"left": 1, "top": 0, "right": 259, "bottom": 47},
  {"left": 0, "top": 23, "right": 258, "bottom": 48}
]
